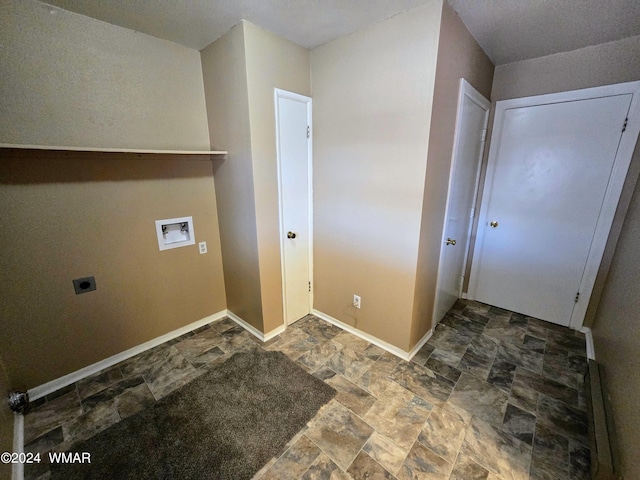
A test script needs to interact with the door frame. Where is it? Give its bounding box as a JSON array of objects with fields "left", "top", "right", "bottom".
[
  {"left": 274, "top": 88, "right": 314, "bottom": 325},
  {"left": 469, "top": 80, "right": 640, "bottom": 329},
  {"left": 433, "top": 79, "right": 490, "bottom": 325}
]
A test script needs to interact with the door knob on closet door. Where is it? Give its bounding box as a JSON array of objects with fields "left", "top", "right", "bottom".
[
  {"left": 446, "top": 238, "right": 456, "bottom": 246},
  {"left": 287, "top": 231, "right": 297, "bottom": 239},
  {"left": 490, "top": 221, "right": 499, "bottom": 228}
]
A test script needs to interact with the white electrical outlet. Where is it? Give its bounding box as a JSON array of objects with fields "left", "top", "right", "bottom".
[
  {"left": 353, "top": 295, "right": 361, "bottom": 309},
  {"left": 199, "top": 241, "right": 207, "bottom": 254}
]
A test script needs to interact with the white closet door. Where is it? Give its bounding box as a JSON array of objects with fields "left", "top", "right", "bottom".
[
  {"left": 435, "top": 80, "right": 489, "bottom": 323},
  {"left": 471, "top": 93, "right": 631, "bottom": 326},
  {"left": 276, "top": 90, "right": 313, "bottom": 324}
]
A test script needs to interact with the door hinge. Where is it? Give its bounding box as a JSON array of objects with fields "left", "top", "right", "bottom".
[
  {"left": 470, "top": 207, "right": 476, "bottom": 219},
  {"left": 307, "top": 126, "right": 310, "bottom": 139},
  {"left": 308, "top": 281, "right": 311, "bottom": 292},
  {"left": 574, "top": 291, "right": 580, "bottom": 303},
  {"left": 481, "top": 129, "right": 487, "bottom": 142},
  {"left": 622, "top": 117, "right": 628, "bottom": 133}
]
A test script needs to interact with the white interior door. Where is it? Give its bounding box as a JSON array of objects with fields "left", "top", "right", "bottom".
[
  {"left": 434, "top": 80, "right": 489, "bottom": 323},
  {"left": 470, "top": 89, "right": 634, "bottom": 326},
  {"left": 275, "top": 89, "right": 312, "bottom": 325}
]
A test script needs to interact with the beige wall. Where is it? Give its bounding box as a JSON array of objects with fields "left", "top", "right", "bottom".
[
  {"left": 201, "top": 21, "right": 311, "bottom": 334},
  {"left": 0, "top": 0, "right": 226, "bottom": 389},
  {"left": 311, "top": 2, "right": 442, "bottom": 351},
  {"left": 411, "top": 1, "right": 494, "bottom": 346},
  {"left": 201, "top": 24, "right": 264, "bottom": 330},
  {"left": 591, "top": 165, "right": 640, "bottom": 480},
  {"left": 0, "top": 151, "right": 226, "bottom": 389},
  {"left": 0, "top": 357, "right": 12, "bottom": 480},
  {"left": 0, "top": 0, "right": 210, "bottom": 150},
  {"left": 487, "top": 36, "right": 640, "bottom": 479},
  {"left": 244, "top": 22, "right": 311, "bottom": 333},
  {"left": 491, "top": 35, "right": 640, "bottom": 101}
]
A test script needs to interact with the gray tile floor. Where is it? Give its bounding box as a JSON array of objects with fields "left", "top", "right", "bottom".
[{"left": 23, "top": 299, "right": 591, "bottom": 479}]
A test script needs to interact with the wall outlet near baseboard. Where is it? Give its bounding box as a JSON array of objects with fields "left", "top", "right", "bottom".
[{"left": 199, "top": 241, "right": 207, "bottom": 254}]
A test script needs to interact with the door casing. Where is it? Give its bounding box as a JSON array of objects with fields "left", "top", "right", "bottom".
[{"left": 469, "top": 80, "right": 640, "bottom": 329}]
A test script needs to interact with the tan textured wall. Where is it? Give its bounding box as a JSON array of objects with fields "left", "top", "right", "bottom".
[
  {"left": 491, "top": 35, "right": 640, "bottom": 101},
  {"left": 244, "top": 22, "right": 311, "bottom": 333},
  {"left": 0, "top": 357, "right": 12, "bottom": 480},
  {"left": 0, "top": 0, "right": 210, "bottom": 150},
  {"left": 0, "top": 151, "right": 226, "bottom": 389},
  {"left": 201, "top": 24, "right": 264, "bottom": 330},
  {"left": 591, "top": 164, "right": 640, "bottom": 480},
  {"left": 0, "top": 0, "right": 225, "bottom": 390},
  {"left": 311, "top": 2, "right": 442, "bottom": 351},
  {"left": 411, "top": 1, "right": 494, "bottom": 346}
]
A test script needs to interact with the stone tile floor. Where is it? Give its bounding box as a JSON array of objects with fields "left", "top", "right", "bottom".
[{"left": 23, "top": 299, "right": 590, "bottom": 479}]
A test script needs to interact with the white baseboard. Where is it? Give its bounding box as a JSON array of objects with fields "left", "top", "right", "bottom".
[
  {"left": 27, "top": 308, "right": 289, "bottom": 402},
  {"left": 265, "top": 324, "right": 287, "bottom": 341},
  {"left": 15, "top": 308, "right": 285, "bottom": 471},
  {"left": 579, "top": 326, "right": 595, "bottom": 360},
  {"left": 407, "top": 328, "right": 433, "bottom": 360},
  {"left": 12, "top": 413, "right": 23, "bottom": 480},
  {"left": 226, "top": 310, "right": 286, "bottom": 342},
  {"left": 28, "top": 310, "right": 228, "bottom": 401},
  {"left": 312, "top": 310, "right": 431, "bottom": 362}
]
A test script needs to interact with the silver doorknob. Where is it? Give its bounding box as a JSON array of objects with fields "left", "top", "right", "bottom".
[
  {"left": 287, "top": 231, "right": 297, "bottom": 239},
  {"left": 490, "top": 221, "right": 499, "bottom": 228},
  {"left": 446, "top": 238, "right": 456, "bottom": 246}
]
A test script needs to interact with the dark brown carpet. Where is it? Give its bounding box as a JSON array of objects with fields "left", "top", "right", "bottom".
[{"left": 50, "top": 349, "right": 336, "bottom": 480}]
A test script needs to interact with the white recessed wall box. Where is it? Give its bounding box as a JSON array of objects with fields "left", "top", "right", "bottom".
[{"left": 155, "top": 216, "right": 195, "bottom": 251}]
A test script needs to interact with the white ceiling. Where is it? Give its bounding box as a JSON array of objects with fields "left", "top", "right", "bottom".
[{"left": 40, "top": 0, "right": 640, "bottom": 65}]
